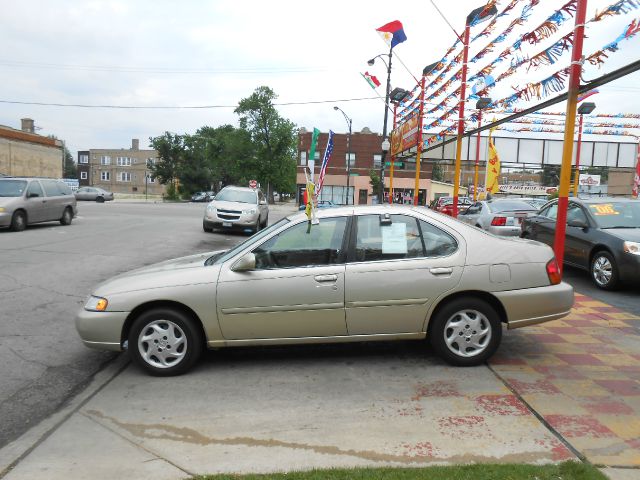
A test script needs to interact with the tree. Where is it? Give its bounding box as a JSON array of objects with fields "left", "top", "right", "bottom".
[
  {"left": 540, "top": 165, "right": 560, "bottom": 186},
  {"left": 431, "top": 162, "right": 444, "bottom": 182},
  {"left": 63, "top": 146, "right": 76, "bottom": 178},
  {"left": 149, "top": 132, "right": 185, "bottom": 199},
  {"left": 369, "top": 168, "right": 380, "bottom": 192},
  {"left": 235, "top": 86, "right": 297, "bottom": 203}
]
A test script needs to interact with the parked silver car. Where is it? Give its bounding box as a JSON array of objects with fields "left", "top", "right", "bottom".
[
  {"left": 458, "top": 199, "right": 538, "bottom": 236},
  {"left": 75, "top": 186, "right": 114, "bottom": 202},
  {"left": 203, "top": 186, "right": 268, "bottom": 234},
  {"left": 76, "top": 205, "right": 573, "bottom": 376},
  {"left": 0, "top": 177, "right": 77, "bottom": 231}
]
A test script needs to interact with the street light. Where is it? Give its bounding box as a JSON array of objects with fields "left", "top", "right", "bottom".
[
  {"left": 368, "top": 51, "right": 393, "bottom": 203},
  {"left": 333, "top": 106, "right": 353, "bottom": 205},
  {"left": 473, "top": 97, "right": 492, "bottom": 201},
  {"left": 573, "top": 101, "right": 596, "bottom": 197},
  {"left": 388, "top": 87, "right": 411, "bottom": 204}
]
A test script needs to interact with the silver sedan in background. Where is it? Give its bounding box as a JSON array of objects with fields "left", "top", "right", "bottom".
[
  {"left": 459, "top": 199, "right": 538, "bottom": 236},
  {"left": 75, "top": 187, "right": 114, "bottom": 203}
]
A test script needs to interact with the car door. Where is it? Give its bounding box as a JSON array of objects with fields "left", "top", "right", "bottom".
[
  {"left": 24, "top": 180, "right": 46, "bottom": 223},
  {"left": 216, "top": 216, "right": 349, "bottom": 340},
  {"left": 344, "top": 213, "right": 464, "bottom": 335},
  {"left": 564, "top": 202, "right": 593, "bottom": 268},
  {"left": 529, "top": 202, "right": 558, "bottom": 246},
  {"left": 39, "top": 179, "right": 64, "bottom": 220},
  {"left": 76, "top": 187, "right": 92, "bottom": 200},
  {"left": 258, "top": 190, "right": 268, "bottom": 222}
]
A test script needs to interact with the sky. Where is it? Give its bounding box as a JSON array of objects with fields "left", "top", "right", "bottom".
[{"left": 1, "top": 0, "right": 640, "bottom": 158}]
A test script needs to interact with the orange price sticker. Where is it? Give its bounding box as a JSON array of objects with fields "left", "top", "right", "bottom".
[{"left": 588, "top": 204, "right": 620, "bottom": 216}]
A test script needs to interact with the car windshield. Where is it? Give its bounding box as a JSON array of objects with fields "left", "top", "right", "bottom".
[
  {"left": 207, "top": 217, "right": 290, "bottom": 265},
  {"left": 588, "top": 202, "right": 640, "bottom": 229},
  {"left": 488, "top": 200, "right": 537, "bottom": 213},
  {"left": 215, "top": 189, "right": 257, "bottom": 204},
  {"left": 0, "top": 180, "right": 27, "bottom": 197}
]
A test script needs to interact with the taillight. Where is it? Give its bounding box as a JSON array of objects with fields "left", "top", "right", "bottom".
[
  {"left": 546, "top": 258, "right": 561, "bottom": 285},
  {"left": 491, "top": 216, "right": 507, "bottom": 226}
]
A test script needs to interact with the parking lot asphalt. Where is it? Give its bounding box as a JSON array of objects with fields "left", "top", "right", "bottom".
[
  {"left": 1, "top": 290, "right": 638, "bottom": 479},
  {"left": 0, "top": 202, "right": 638, "bottom": 479}
]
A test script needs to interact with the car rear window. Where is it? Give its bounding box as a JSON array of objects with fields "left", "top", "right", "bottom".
[
  {"left": 488, "top": 201, "right": 537, "bottom": 213},
  {"left": 0, "top": 180, "right": 27, "bottom": 197}
]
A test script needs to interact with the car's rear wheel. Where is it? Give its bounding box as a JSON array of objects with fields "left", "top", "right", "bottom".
[
  {"left": 60, "top": 207, "right": 73, "bottom": 225},
  {"left": 10, "top": 210, "right": 27, "bottom": 232},
  {"left": 129, "top": 308, "right": 203, "bottom": 376},
  {"left": 96, "top": 196, "right": 105, "bottom": 203},
  {"left": 591, "top": 251, "right": 619, "bottom": 290},
  {"left": 429, "top": 297, "right": 501, "bottom": 366}
]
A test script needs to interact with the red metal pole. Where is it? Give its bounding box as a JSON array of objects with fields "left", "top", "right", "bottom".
[
  {"left": 572, "top": 114, "right": 584, "bottom": 197},
  {"left": 452, "top": 23, "right": 470, "bottom": 218},
  {"left": 414, "top": 75, "right": 427, "bottom": 206},
  {"left": 553, "top": 0, "right": 588, "bottom": 275},
  {"left": 389, "top": 103, "right": 398, "bottom": 204},
  {"left": 473, "top": 110, "right": 482, "bottom": 202}
]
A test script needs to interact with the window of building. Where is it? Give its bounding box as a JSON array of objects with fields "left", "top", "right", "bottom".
[
  {"left": 80, "top": 171, "right": 88, "bottom": 180},
  {"left": 300, "top": 151, "right": 307, "bottom": 166},
  {"left": 101, "top": 171, "right": 110, "bottom": 181},
  {"left": 147, "top": 158, "right": 156, "bottom": 166},
  {"left": 100, "top": 156, "right": 111, "bottom": 165},
  {"left": 117, "top": 156, "right": 131, "bottom": 166},
  {"left": 373, "top": 154, "right": 382, "bottom": 168},
  {"left": 314, "top": 151, "right": 320, "bottom": 160},
  {"left": 148, "top": 175, "right": 156, "bottom": 183},
  {"left": 79, "top": 154, "right": 89, "bottom": 164},
  {"left": 346, "top": 153, "right": 356, "bottom": 167},
  {"left": 118, "top": 172, "right": 132, "bottom": 182}
]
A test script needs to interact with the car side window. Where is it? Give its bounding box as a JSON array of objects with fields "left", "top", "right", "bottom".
[
  {"left": 26, "top": 181, "right": 44, "bottom": 198},
  {"left": 464, "top": 203, "right": 482, "bottom": 215},
  {"left": 419, "top": 220, "right": 458, "bottom": 257},
  {"left": 57, "top": 182, "right": 72, "bottom": 195},
  {"left": 252, "top": 217, "right": 347, "bottom": 269},
  {"left": 567, "top": 203, "right": 588, "bottom": 224},
  {"left": 541, "top": 203, "right": 558, "bottom": 220},
  {"left": 354, "top": 215, "right": 424, "bottom": 262},
  {"left": 40, "top": 180, "right": 60, "bottom": 197}
]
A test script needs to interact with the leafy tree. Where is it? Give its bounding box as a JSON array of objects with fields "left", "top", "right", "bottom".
[
  {"left": 235, "top": 86, "right": 297, "bottom": 203},
  {"left": 431, "top": 162, "right": 444, "bottom": 182},
  {"left": 540, "top": 165, "right": 560, "bottom": 186},
  {"left": 369, "top": 168, "right": 380, "bottom": 192},
  {"left": 149, "top": 132, "right": 185, "bottom": 199},
  {"left": 63, "top": 147, "right": 76, "bottom": 178}
]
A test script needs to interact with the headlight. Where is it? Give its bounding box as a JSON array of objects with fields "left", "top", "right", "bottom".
[
  {"left": 85, "top": 296, "right": 109, "bottom": 311},
  {"left": 206, "top": 205, "right": 216, "bottom": 212},
  {"left": 623, "top": 241, "right": 640, "bottom": 255},
  {"left": 0, "top": 207, "right": 5, "bottom": 212},
  {"left": 243, "top": 208, "right": 257, "bottom": 214}
]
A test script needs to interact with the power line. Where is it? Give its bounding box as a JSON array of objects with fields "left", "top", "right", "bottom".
[{"left": 0, "top": 97, "right": 379, "bottom": 110}]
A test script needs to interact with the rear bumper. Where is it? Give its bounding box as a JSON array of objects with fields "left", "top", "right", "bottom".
[
  {"left": 493, "top": 282, "right": 574, "bottom": 329},
  {"left": 487, "top": 225, "right": 523, "bottom": 237}
]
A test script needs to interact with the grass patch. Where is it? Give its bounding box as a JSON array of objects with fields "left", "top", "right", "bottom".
[{"left": 195, "top": 461, "right": 606, "bottom": 480}]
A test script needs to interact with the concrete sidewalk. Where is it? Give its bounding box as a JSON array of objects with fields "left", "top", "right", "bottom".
[{"left": 0, "top": 294, "right": 638, "bottom": 479}]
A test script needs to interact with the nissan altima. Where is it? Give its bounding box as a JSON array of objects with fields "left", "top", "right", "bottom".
[{"left": 76, "top": 205, "right": 574, "bottom": 376}]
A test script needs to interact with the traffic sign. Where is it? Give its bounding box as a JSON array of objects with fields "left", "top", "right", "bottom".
[
  {"left": 249, "top": 180, "right": 257, "bottom": 188},
  {"left": 385, "top": 161, "right": 403, "bottom": 167}
]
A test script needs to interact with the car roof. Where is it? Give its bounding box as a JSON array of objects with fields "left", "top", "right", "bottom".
[
  {"left": 220, "top": 186, "right": 259, "bottom": 192},
  {"left": 573, "top": 196, "right": 638, "bottom": 204},
  {"left": 287, "top": 204, "right": 443, "bottom": 222}
]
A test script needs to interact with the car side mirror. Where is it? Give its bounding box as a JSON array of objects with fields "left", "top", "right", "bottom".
[
  {"left": 28, "top": 192, "right": 39, "bottom": 198},
  {"left": 567, "top": 218, "right": 588, "bottom": 229},
  {"left": 231, "top": 253, "right": 256, "bottom": 272}
]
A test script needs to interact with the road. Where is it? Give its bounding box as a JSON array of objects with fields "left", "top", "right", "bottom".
[{"left": 0, "top": 201, "right": 292, "bottom": 449}]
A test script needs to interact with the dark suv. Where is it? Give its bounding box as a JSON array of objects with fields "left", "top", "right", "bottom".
[{"left": 0, "top": 177, "right": 77, "bottom": 231}]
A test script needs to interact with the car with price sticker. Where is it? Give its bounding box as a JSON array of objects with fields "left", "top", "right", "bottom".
[
  {"left": 521, "top": 197, "right": 640, "bottom": 290},
  {"left": 77, "top": 204, "right": 573, "bottom": 376}
]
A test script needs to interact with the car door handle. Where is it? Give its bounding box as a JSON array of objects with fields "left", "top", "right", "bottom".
[
  {"left": 314, "top": 274, "right": 338, "bottom": 283},
  {"left": 429, "top": 267, "right": 453, "bottom": 276}
]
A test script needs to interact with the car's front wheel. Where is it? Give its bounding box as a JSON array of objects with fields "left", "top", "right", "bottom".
[
  {"left": 591, "top": 251, "right": 619, "bottom": 290},
  {"left": 128, "top": 308, "right": 203, "bottom": 376},
  {"left": 10, "top": 210, "right": 27, "bottom": 232},
  {"left": 429, "top": 297, "right": 501, "bottom": 366},
  {"left": 203, "top": 221, "right": 213, "bottom": 233}
]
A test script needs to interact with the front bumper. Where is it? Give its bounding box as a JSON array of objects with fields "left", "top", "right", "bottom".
[
  {"left": 618, "top": 253, "right": 640, "bottom": 284},
  {"left": 493, "top": 281, "right": 574, "bottom": 329},
  {"left": 203, "top": 210, "right": 259, "bottom": 230},
  {"left": 0, "top": 211, "right": 12, "bottom": 227},
  {"left": 75, "top": 308, "right": 129, "bottom": 351}
]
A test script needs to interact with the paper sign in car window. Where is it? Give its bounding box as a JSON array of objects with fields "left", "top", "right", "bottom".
[
  {"left": 588, "top": 204, "right": 620, "bottom": 216},
  {"left": 382, "top": 223, "right": 408, "bottom": 254}
]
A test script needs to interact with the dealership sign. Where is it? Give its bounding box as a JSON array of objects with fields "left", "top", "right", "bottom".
[
  {"left": 498, "top": 184, "right": 557, "bottom": 196},
  {"left": 390, "top": 114, "right": 419, "bottom": 156},
  {"left": 579, "top": 174, "right": 601, "bottom": 186}
]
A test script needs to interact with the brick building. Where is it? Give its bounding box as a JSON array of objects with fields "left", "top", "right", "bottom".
[{"left": 78, "top": 139, "right": 165, "bottom": 196}]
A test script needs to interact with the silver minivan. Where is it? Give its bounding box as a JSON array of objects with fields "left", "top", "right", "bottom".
[{"left": 0, "top": 178, "right": 78, "bottom": 231}]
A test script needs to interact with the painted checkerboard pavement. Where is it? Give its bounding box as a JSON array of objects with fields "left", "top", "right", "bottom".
[{"left": 490, "top": 293, "right": 640, "bottom": 467}]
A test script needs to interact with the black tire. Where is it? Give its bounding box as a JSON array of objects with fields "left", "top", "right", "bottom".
[
  {"left": 429, "top": 297, "right": 501, "bottom": 367},
  {"left": 590, "top": 250, "right": 619, "bottom": 291},
  {"left": 261, "top": 215, "right": 268, "bottom": 228},
  {"left": 96, "top": 196, "right": 105, "bottom": 203},
  {"left": 10, "top": 210, "right": 27, "bottom": 232},
  {"left": 60, "top": 207, "right": 73, "bottom": 226},
  {"left": 203, "top": 221, "right": 213, "bottom": 233},
  {"left": 128, "top": 308, "right": 203, "bottom": 376}
]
